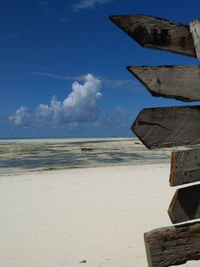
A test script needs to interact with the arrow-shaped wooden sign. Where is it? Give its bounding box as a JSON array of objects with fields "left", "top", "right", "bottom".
[
  {"left": 109, "top": 14, "right": 196, "bottom": 57},
  {"left": 127, "top": 65, "right": 200, "bottom": 102},
  {"left": 168, "top": 184, "right": 200, "bottom": 224},
  {"left": 170, "top": 148, "right": 200, "bottom": 186},
  {"left": 132, "top": 105, "right": 200, "bottom": 149},
  {"left": 145, "top": 222, "right": 200, "bottom": 266}
]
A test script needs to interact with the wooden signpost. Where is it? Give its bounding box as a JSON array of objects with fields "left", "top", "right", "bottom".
[
  {"left": 170, "top": 148, "right": 200, "bottom": 186},
  {"left": 110, "top": 13, "right": 200, "bottom": 266},
  {"left": 109, "top": 15, "right": 196, "bottom": 57},
  {"left": 127, "top": 65, "right": 200, "bottom": 102},
  {"left": 132, "top": 105, "right": 200, "bottom": 149},
  {"left": 168, "top": 184, "right": 200, "bottom": 224},
  {"left": 144, "top": 222, "right": 200, "bottom": 267}
]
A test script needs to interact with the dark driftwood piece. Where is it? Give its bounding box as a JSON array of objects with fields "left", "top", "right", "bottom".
[
  {"left": 109, "top": 14, "right": 196, "bottom": 57},
  {"left": 127, "top": 65, "right": 200, "bottom": 102},
  {"left": 131, "top": 105, "right": 200, "bottom": 149},
  {"left": 168, "top": 184, "right": 200, "bottom": 224},
  {"left": 170, "top": 148, "right": 200, "bottom": 186},
  {"left": 144, "top": 222, "right": 200, "bottom": 267},
  {"left": 190, "top": 19, "right": 200, "bottom": 62}
]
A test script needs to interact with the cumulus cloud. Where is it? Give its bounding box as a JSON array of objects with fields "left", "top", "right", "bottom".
[
  {"left": 10, "top": 106, "right": 31, "bottom": 126},
  {"left": 73, "top": 0, "right": 112, "bottom": 12},
  {"left": 9, "top": 74, "right": 102, "bottom": 127}
]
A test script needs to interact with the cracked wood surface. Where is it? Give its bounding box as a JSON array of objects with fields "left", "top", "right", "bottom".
[
  {"left": 109, "top": 14, "right": 196, "bottom": 57},
  {"left": 127, "top": 65, "right": 200, "bottom": 102},
  {"left": 168, "top": 184, "right": 200, "bottom": 224},
  {"left": 190, "top": 19, "right": 200, "bottom": 62},
  {"left": 144, "top": 222, "right": 200, "bottom": 267},
  {"left": 170, "top": 148, "right": 200, "bottom": 186},
  {"left": 131, "top": 106, "right": 200, "bottom": 149}
]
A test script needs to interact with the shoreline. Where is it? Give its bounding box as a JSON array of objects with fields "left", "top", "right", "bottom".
[
  {"left": 0, "top": 136, "right": 136, "bottom": 143},
  {"left": 0, "top": 161, "right": 170, "bottom": 177}
]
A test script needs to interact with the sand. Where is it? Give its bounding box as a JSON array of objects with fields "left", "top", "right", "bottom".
[{"left": 0, "top": 164, "right": 199, "bottom": 267}]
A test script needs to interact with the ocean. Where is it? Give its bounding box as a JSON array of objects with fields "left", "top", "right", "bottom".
[{"left": 0, "top": 137, "right": 177, "bottom": 176}]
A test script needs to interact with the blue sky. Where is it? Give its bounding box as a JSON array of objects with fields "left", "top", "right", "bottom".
[{"left": 0, "top": 0, "right": 199, "bottom": 138}]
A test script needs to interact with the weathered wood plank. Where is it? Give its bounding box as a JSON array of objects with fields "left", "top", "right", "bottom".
[
  {"left": 109, "top": 14, "right": 196, "bottom": 57},
  {"left": 131, "top": 105, "right": 200, "bottom": 149},
  {"left": 168, "top": 184, "right": 200, "bottom": 224},
  {"left": 127, "top": 65, "right": 200, "bottom": 102},
  {"left": 170, "top": 148, "right": 200, "bottom": 186},
  {"left": 190, "top": 19, "right": 200, "bottom": 62},
  {"left": 144, "top": 222, "right": 200, "bottom": 267}
]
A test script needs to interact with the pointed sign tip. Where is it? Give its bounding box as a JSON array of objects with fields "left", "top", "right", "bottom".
[
  {"left": 109, "top": 15, "right": 114, "bottom": 22},
  {"left": 109, "top": 15, "right": 120, "bottom": 21},
  {"left": 130, "top": 112, "right": 152, "bottom": 150},
  {"left": 126, "top": 66, "right": 132, "bottom": 71}
]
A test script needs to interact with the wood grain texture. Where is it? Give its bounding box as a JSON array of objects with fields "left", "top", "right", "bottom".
[
  {"left": 170, "top": 148, "right": 200, "bottom": 186},
  {"left": 168, "top": 184, "right": 200, "bottom": 224},
  {"left": 144, "top": 222, "right": 200, "bottom": 267},
  {"left": 127, "top": 65, "right": 200, "bottom": 102},
  {"left": 109, "top": 14, "right": 196, "bottom": 57},
  {"left": 190, "top": 19, "right": 200, "bottom": 62},
  {"left": 131, "top": 105, "right": 200, "bottom": 149}
]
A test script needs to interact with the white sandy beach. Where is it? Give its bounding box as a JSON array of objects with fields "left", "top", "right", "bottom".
[{"left": 0, "top": 164, "right": 199, "bottom": 267}]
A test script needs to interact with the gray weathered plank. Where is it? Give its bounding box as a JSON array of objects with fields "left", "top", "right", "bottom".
[
  {"left": 131, "top": 105, "right": 200, "bottom": 149},
  {"left": 109, "top": 14, "right": 196, "bottom": 57},
  {"left": 144, "top": 222, "right": 200, "bottom": 267},
  {"left": 170, "top": 148, "right": 200, "bottom": 186},
  {"left": 127, "top": 65, "right": 200, "bottom": 102},
  {"left": 168, "top": 184, "right": 200, "bottom": 224},
  {"left": 190, "top": 19, "right": 200, "bottom": 62}
]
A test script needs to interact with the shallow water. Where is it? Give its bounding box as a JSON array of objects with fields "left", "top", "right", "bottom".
[{"left": 0, "top": 137, "right": 190, "bottom": 175}]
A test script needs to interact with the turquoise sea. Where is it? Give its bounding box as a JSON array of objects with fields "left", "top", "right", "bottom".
[{"left": 0, "top": 137, "right": 176, "bottom": 175}]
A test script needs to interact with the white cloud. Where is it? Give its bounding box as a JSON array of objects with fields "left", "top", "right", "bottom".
[
  {"left": 9, "top": 106, "right": 31, "bottom": 126},
  {"left": 73, "top": 0, "right": 112, "bottom": 12},
  {"left": 9, "top": 74, "right": 102, "bottom": 127},
  {"left": 63, "top": 75, "right": 102, "bottom": 122}
]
